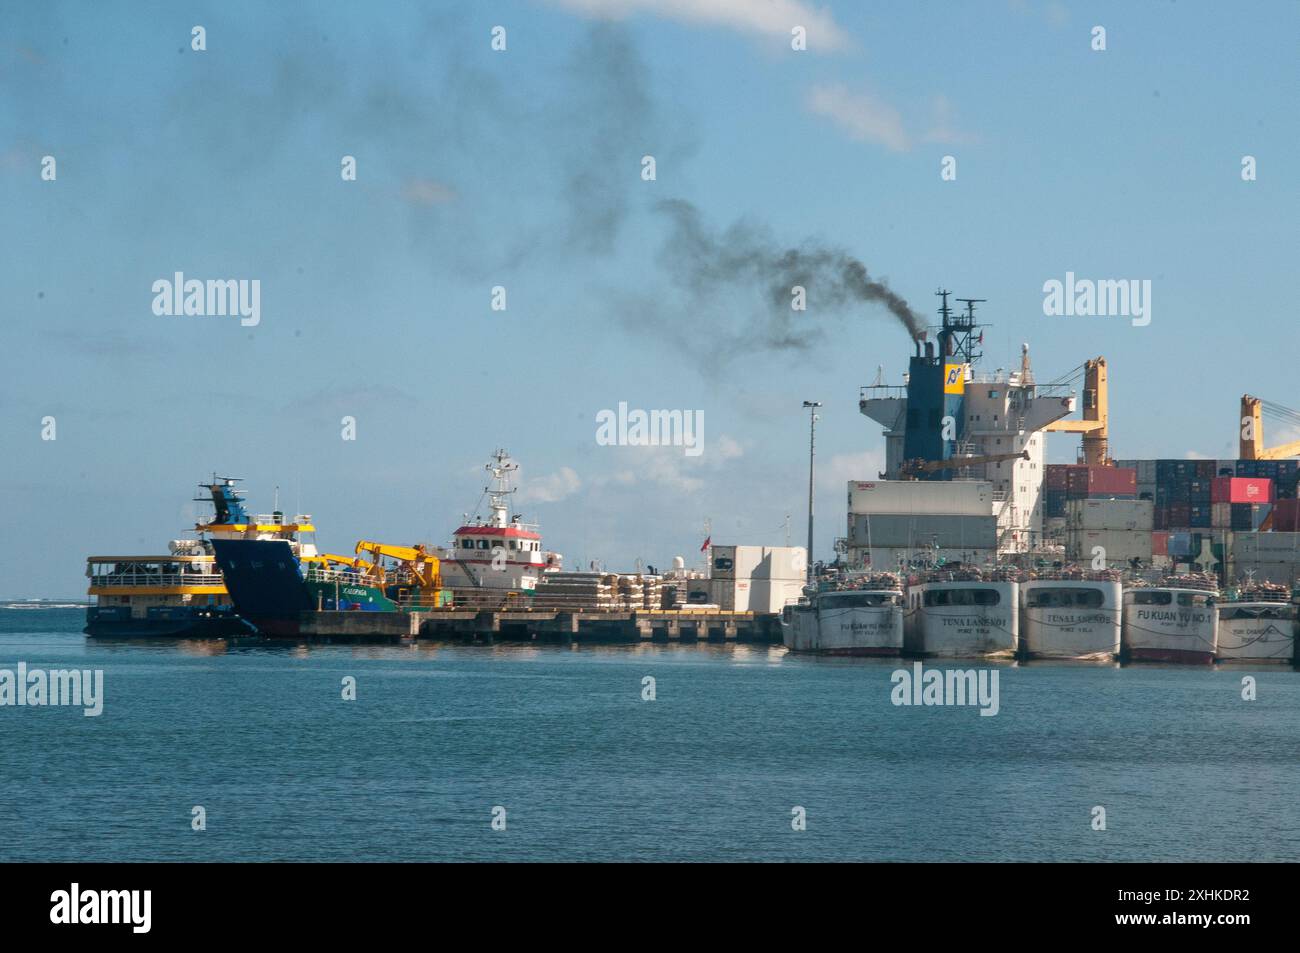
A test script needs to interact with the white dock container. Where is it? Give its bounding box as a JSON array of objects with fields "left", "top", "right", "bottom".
[
  {"left": 848, "top": 480, "right": 993, "bottom": 517},
  {"left": 848, "top": 513, "right": 998, "bottom": 549},
  {"left": 1066, "top": 499, "right": 1154, "bottom": 531},
  {"left": 1066, "top": 529, "right": 1153, "bottom": 564}
]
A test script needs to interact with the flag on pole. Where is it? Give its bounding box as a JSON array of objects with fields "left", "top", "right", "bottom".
[{"left": 700, "top": 536, "right": 711, "bottom": 552}]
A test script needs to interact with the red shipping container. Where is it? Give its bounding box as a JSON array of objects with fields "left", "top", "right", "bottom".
[
  {"left": 1272, "top": 499, "right": 1300, "bottom": 532},
  {"left": 1045, "top": 465, "right": 1069, "bottom": 491},
  {"left": 1065, "top": 465, "right": 1138, "bottom": 498},
  {"left": 1152, "top": 531, "right": 1169, "bottom": 556},
  {"left": 1210, "top": 476, "right": 1273, "bottom": 504}
]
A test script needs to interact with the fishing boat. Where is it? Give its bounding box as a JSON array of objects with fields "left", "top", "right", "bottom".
[
  {"left": 781, "top": 573, "right": 904, "bottom": 656},
  {"left": 1215, "top": 581, "right": 1296, "bottom": 663},
  {"left": 1121, "top": 574, "right": 1219, "bottom": 664},
  {"left": 1018, "top": 569, "right": 1121, "bottom": 659},
  {"left": 903, "top": 566, "right": 1019, "bottom": 658}
]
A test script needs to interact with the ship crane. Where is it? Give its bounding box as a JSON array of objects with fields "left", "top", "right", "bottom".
[
  {"left": 1239, "top": 395, "right": 1300, "bottom": 460},
  {"left": 1043, "top": 357, "right": 1111, "bottom": 466},
  {"left": 353, "top": 540, "right": 443, "bottom": 590},
  {"left": 898, "top": 450, "right": 1029, "bottom": 479}
]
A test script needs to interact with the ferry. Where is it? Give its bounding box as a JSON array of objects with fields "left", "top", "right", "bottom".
[
  {"left": 903, "top": 567, "right": 1019, "bottom": 658},
  {"left": 1215, "top": 582, "right": 1296, "bottom": 663},
  {"left": 84, "top": 479, "right": 312, "bottom": 638},
  {"left": 781, "top": 573, "right": 904, "bottom": 656},
  {"left": 1019, "top": 570, "right": 1122, "bottom": 660},
  {"left": 1121, "top": 575, "right": 1219, "bottom": 664}
]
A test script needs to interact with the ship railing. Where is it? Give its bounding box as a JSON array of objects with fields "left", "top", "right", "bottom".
[
  {"left": 859, "top": 385, "right": 907, "bottom": 401},
  {"left": 305, "top": 566, "right": 377, "bottom": 585},
  {"left": 89, "top": 573, "right": 224, "bottom": 587}
]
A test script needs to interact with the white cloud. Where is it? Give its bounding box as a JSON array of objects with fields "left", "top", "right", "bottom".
[
  {"left": 808, "top": 86, "right": 973, "bottom": 152},
  {"left": 402, "top": 178, "right": 456, "bottom": 206},
  {"left": 818, "top": 449, "right": 886, "bottom": 490},
  {"left": 551, "top": 0, "right": 851, "bottom": 51},
  {"left": 716, "top": 434, "right": 744, "bottom": 459},
  {"left": 517, "top": 466, "right": 582, "bottom": 503},
  {"left": 806, "top": 84, "right": 909, "bottom": 152}
]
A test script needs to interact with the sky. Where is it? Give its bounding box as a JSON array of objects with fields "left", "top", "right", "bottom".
[{"left": 2, "top": 0, "right": 1296, "bottom": 597}]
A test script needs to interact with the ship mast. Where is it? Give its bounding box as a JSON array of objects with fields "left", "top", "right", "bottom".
[{"left": 484, "top": 448, "right": 519, "bottom": 529}]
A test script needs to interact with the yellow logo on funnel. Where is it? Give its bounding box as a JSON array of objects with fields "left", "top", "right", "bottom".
[{"left": 943, "top": 363, "right": 966, "bottom": 394}]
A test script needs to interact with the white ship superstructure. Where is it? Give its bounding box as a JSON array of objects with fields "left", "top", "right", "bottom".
[
  {"left": 859, "top": 293, "right": 1076, "bottom": 557},
  {"left": 434, "top": 449, "right": 562, "bottom": 594}
]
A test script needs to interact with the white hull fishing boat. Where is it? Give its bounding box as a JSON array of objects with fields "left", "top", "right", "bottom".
[
  {"left": 1019, "top": 571, "right": 1121, "bottom": 659},
  {"left": 904, "top": 569, "right": 1019, "bottom": 658},
  {"left": 782, "top": 574, "right": 904, "bottom": 656},
  {"left": 1216, "top": 582, "right": 1296, "bottom": 663},
  {"left": 1122, "top": 575, "right": 1218, "bottom": 664}
]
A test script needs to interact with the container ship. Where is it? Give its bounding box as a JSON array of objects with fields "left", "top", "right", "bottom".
[
  {"left": 819, "top": 289, "right": 1300, "bottom": 662},
  {"left": 84, "top": 478, "right": 313, "bottom": 638}
]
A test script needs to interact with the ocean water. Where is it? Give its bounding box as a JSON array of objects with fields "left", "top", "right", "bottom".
[{"left": 1, "top": 607, "right": 1298, "bottom": 862}]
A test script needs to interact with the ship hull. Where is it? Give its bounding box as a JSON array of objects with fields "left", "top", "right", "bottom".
[
  {"left": 1121, "top": 589, "right": 1217, "bottom": 664},
  {"left": 210, "top": 538, "right": 315, "bottom": 635},
  {"left": 84, "top": 605, "right": 253, "bottom": 639},
  {"left": 1216, "top": 604, "right": 1296, "bottom": 662},
  {"left": 904, "top": 581, "right": 1019, "bottom": 658},
  {"left": 1019, "top": 580, "right": 1121, "bottom": 659},
  {"left": 783, "top": 600, "right": 903, "bottom": 655}
]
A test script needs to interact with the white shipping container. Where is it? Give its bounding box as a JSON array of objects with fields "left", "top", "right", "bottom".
[
  {"left": 1067, "top": 499, "right": 1154, "bottom": 531},
  {"left": 710, "top": 545, "right": 805, "bottom": 581},
  {"left": 848, "top": 479, "right": 992, "bottom": 517},
  {"left": 1232, "top": 533, "right": 1300, "bottom": 558},
  {"left": 1067, "top": 529, "right": 1153, "bottom": 563},
  {"left": 750, "top": 578, "right": 807, "bottom": 613}
]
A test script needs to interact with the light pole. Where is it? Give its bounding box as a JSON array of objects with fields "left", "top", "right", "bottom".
[{"left": 802, "top": 401, "right": 822, "bottom": 586}]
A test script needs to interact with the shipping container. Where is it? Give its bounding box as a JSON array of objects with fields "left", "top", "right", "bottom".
[
  {"left": 1211, "top": 476, "right": 1274, "bottom": 504},
  {"left": 1230, "top": 503, "right": 1271, "bottom": 532},
  {"left": 1211, "top": 502, "right": 1232, "bottom": 529},
  {"left": 1044, "top": 489, "right": 1067, "bottom": 518},
  {"left": 1232, "top": 532, "right": 1300, "bottom": 559},
  {"left": 1066, "top": 498, "right": 1154, "bottom": 531},
  {"left": 1044, "top": 465, "right": 1069, "bottom": 491},
  {"left": 1066, "top": 529, "right": 1153, "bottom": 564},
  {"left": 1152, "top": 531, "right": 1169, "bottom": 556},
  {"left": 1064, "top": 466, "right": 1137, "bottom": 499},
  {"left": 710, "top": 545, "right": 805, "bottom": 582},
  {"left": 848, "top": 513, "right": 998, "bottom": 549},
  {"left": 1271, "top": 499, "right": 1300, "bottom": 532},
  {"left": 1168, "top": 532, "right": 1193, "bottom": 557},
  {"left": 848, "top": 480, "right": 992, "bottom": 517}
]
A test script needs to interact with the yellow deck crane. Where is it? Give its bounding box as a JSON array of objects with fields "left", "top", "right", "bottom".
[
  {"left": 301, "top": 552, "right": 384, "bottom": 584},
  {"left": 1239, "top": 395, "right": 1300, "bottom": 460},
  {"left": 1043, "top": 357, "right": 1111, "bottom": 466},
  {"left": 353, "top": 541, "right": 448, "bottom": 607}
]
